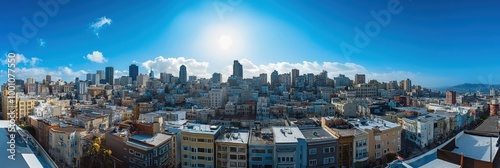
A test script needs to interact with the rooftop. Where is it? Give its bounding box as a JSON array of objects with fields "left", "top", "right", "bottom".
[
  {"left": 181, "top": 123, "right": 221, "bottom": 135},
  {"left": 129, "top": 133, "right": 172, "bottom": 147},
  {"left": 249, "top": 128, "right": 274, "bottom": 146},
  {"left": 300, "top": 127, "right": 337, "bottom": 143},
  {"left": 272, "top": 126, "right": 305, "bottom": 143},
  {"left": 473, "top": 116, "right": 500, "bottom": 135},
  {"left": 394, "top": 107, "right": 428, "bottom": 115},
  {"left": 349, "top": 118, "right": 400, "bottom": 131},
  {"left": 0, "top": 120, "right": 57, "bottom": 168},
  {"left": 452, "top": 133, "right": 499, "bottom": 162},
  {"left": 216, "top": 130, "right": 249, "bottom": 144}
]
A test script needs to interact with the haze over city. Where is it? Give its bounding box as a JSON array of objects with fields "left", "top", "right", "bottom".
[{"left": 2, "top": 0, "right": 500, "bottom": 88}]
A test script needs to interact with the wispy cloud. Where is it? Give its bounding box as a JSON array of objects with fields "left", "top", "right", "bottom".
[
  {"left": 90, "top": 16, "right": 112, "bottom": 37},
  {"left": 84, "top": 51, "right": 108, "bottom": 63},
  {"left": 38, "top": 38, "right": 46, "bottom": 47},
  {"left": 1, "top": 53, "right": 41, "bottom": 67}
]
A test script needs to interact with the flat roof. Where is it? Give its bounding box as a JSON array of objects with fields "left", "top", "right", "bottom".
[
  {"left": 249, "top": 128, "right": 274, "bottom": 146},
  {"left": 394, "top": 107, "right": 428, "bottom": 114},
  {"left": 0, "top": 120, "right": 51, "bottom": 168},
  {"left": 420, "top": 159, "right": 459, "bottom": 168},
  {"left": 300, "top": 127, "right": 337, "bottom": 143},
  {"left": 452, "top": 133, "right": 499, "bottom": 162},
  {"left": 349, "top": 118, "right": 400, "bottom": 131},
  {"left": 216, "top": 131, "right": 249, "bottom": 144},
  {"left": 272, "top": 127, "right": 305, "bottom": 143},
  {"left": 181, "top": 124, "right": 220, "bottom": 135},
  {"left": 474, "top": 116, "right": 500, "bottom": 135},
  {"left": 130, "top": 133, "right": 172, "bottom": 147}
]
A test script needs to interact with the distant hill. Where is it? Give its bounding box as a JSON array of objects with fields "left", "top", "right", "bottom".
[{"left": 441, "top": 83, "right": 500, "bottom": 93}]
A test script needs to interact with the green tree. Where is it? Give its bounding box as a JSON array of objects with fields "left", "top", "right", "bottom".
[{"left": 80, "top": 137, "right": 114, "bottom": 168}]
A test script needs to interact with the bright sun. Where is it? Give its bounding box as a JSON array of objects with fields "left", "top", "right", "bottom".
[{"left": 218, "top": 35, "right": 233, "bottom": 50}]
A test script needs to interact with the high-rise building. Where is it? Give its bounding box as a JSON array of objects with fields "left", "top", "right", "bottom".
[
  {"left": 355, "top": 74, "right": 366, "bottom": 85},
  {"left": 179, "top": 65, "right": 187, "bottom": 84},
  {"left": 291, "top": 69, "right": 299, "bottom": 87},
  {"left": 96, "top": 70, "right": 105, "bottom": 80},
  {"left": 334, "top": 74, "right": 350, "bottom": 88},
  {"left": 211, "top": 73, "right": 221, "bottom": 83},
  {"left": 86, "top": 73, "right": 92, "bottom": 81},
  {"left": 26, "top": 78, "right": 35, "bottom": 84},
  {"left": 232, "top": 60, "right": 243, "bottom": 78},
  {"left": 129, "top": 64, "right": 139, "bottom": 81},
  {"left": 45, "top": 75, "right": 51, "bottom": 83},
  {"left": 259, "top": 73, "right": 267, "bottom": 85},
  {"left": 446, "top": 91, "right": 457, "bottom": 105},
  {"left": 403, "top": 79, "right": 412, "bottom": 92},
  {"left": 271, "top": 70, "right": 279, "bottom": 88},
  {"left": 105, "top": 66, "right": 114, "bottom": 85},
  {"left": 149, "top": 70, "right": 155, "bottom": 79}
]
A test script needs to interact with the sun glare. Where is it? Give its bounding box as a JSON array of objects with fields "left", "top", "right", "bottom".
[{"left": 219, "top": 35, "right": 233, "bottom": 50}]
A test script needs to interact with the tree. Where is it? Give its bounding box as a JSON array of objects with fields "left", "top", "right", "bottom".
[{"left": 80, "top": 137, "right": 114, "bottom": 168}]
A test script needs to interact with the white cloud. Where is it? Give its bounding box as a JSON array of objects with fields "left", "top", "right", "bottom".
[
  {"left": 90, "top": 16, "right": 112, "bottom": 37},
  {"left": 84, "top": 51, "right": 108, "bottom": 63},
  {"left": 142, "top": 56, "right": 211, "bottom": 78},
  {"left": 114, "top": 70, "right": 129, "bottom": 78},
  {"left": 38, "top": 38, "right": 46, "bottom": 47},
  {"left": 1, "top": 53, "right": 41, "bottom": 67},
  {"left": 58, "top": 66, "right": 88, "bottom": 78}
]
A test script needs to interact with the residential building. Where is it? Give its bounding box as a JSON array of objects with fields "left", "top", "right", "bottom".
[
  {"left": 350, "top": 118, "right": 402, "bottom": 165},
  {"left": 181, "top": 124, "right": 221, "bottom": 168},
  {"left": 272, "top": 126, "right": 307, "bottom": 168},
  {"left": 215, "top": 130, "right": 250, "bottom": 168},
  {"left": 49, "top": 127, "right": 86, "bottom": 167},
  {"left": 446, "top": 91, "right": 457, "bottom": 105},
  {"left": 106, "top": 122, "right": 174, "bottom": 168},
  {"left": 248, "top": 128, "right": 274, "bottom": 168},
  {"left": 355, "top": 74, "right": 366, "bottom": 85},
  {"left": 233, "top": 60, "right": 243, "bottom": 78},
  {"left": 300, "top": 127, "right": 338, "bottom": 168}
]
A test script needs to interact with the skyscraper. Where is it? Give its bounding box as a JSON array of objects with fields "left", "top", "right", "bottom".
[
  {"left": 271, "top": 70, "right": 279, "bottom": 88},
  {"left": 403, "top": 78, "right": 412, "bottom": 92},
  {"left": 129, "top": 64, "right": 139, "bottom": 81},
  {"left": 446, "top": 91, "right": 457, "bottom": 105},
  {"left": 105, "top": 66, "right": 114, "bottom": 85},
  {"left": 355, "top": 74, "right": 366, "bottom": 85},
  {"left": 149, "top": 70, "right": 155, "bottom": 79},
  {"left": 212, "top": 73, "right": 221, "bottom": 83},
  {"left": 179, "top": 65, "right": 187, "bottom": 84},
  {"left": 291, "top": 69, "right": 299, "bottom": 87},
  {"left": 45, "top": 75, "right": 51, "bottom": 83},
  {"left": 233, "top": 60, "right": 243, "bottom": 78},
  {"left": 96, "top": 70, "right": 105, "bottom": 83}
]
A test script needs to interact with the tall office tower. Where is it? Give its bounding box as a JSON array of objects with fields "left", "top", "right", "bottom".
[
  {"left": 96, "top": 70, "right": 105, "bottom": 79},
  {"left": 403, "top": 78, "right": 412, "bottom": 92},
  {"left": 86, "top": 73, "right": 92, "bottom": 81},
  {"left": 149, "top": 70, "right": 155, "bottom": 79},
  {"left": 129, "top": 64, "right": 139, "bottom": 81},
  {"left": 446, "top": 91, "right": 457, "bottom": 105},
  {"left": 291, "top": 69, "right": 299, "bottom": 87},
  {"left": 355, "top": 74, "right": 366, "bottom": 85},
  {"left": 26, "top": 78, "right": 35, "bottom": 84},
  {"left": 78, "top": 80, "right": 87, "bottom": 94},
  {"left": 179, "top": 65, "right": 187, "bottom": 84},
  {"left": 259, "top": 73, "right": 267, "bottom": 85},
  {"left": 212, "top": 73, "right": 222, "bottom": 83},
  {"left": 91, "top": 74, "right": 100, "bottom": 85},
  {"left": 45, "top": 75, "right": 51, "bottom": 83},
  {"left": 105, "top": 67, "right": 114, "bottom": 85},
  {"left": 271, "top": 70, "right": 279, "bottom": 88},
  {"left": 233, "top": 60, "right": 243, "bottom": 78}
]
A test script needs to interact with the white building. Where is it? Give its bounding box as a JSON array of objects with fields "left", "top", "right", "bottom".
[{"left": 209, "top": 87, "right": 227, "bottom": 108}]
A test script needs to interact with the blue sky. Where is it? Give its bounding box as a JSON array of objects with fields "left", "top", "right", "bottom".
[{"left": 1, "top": 0, "right": 500, "bottom": 88}]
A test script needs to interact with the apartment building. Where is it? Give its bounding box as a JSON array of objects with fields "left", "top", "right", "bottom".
[
  {"left": 272, "top": 126, "right": 307, "bottom": 167},
  {"left": 300, "top": 127, "right": 338, "bottom": 168},
  {"left": 106, "top": 122, "right": 174, "bottom": 168},
  {"left": 248, "top": 128, "right": 274, "bottom": 168},
  {"left": 181, "top": 124, "right": 222, "bottom": 168},
  {"left": 49, "top": 127, "right": 86, "bottom": 167},
  {"left": 215, "top": 130, "right": 250, "bottom": 168},
  {"left": 350, "top": 118, "right": 402, "bottom": 165}
]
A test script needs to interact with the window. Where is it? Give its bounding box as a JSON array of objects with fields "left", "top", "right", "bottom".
[
  {"left": 267, "top": 149, "right": 273, "bottom": 153},
  {"left": 375, "top": 136, "right": 381, "bottom": 141},
  {"left": 252, "top": 149, "right": 265, "bottom": 153},
  {"left": 309, "top": 159, "right": 317, "bottom": 166},
  {"left": 129, "top": 149, "right": 134, "bottom": 154},
  {"left": 309, "top": 148, "right": 317, "bottom": 155},
  {"left": 198, "top": 148, "right": 205, "bottom": 153},
  {"left": 323, "top": 157, "right": 335, "bottom": 164},
  {"left": 230, "top": 155, "right": 237, "bottom": 159},
  {"left": 251, "top": 157, "right": 262, "bottom": 161},
  {"left": 376, "top": 152, "right": 381, "bottom": 159},
  {"left": 230, "top": 147, "right": 237, "bottom": 152},
  {"left": 323, "top": 147, "right": 334, "bottom": 153},
  {"left": 238, "top": 155, "right": 245, "bottom": 160}
]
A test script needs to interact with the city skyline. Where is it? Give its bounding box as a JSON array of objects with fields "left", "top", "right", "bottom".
[{"left": 3, "top": 0, "right": 500, "bottom": 88}]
